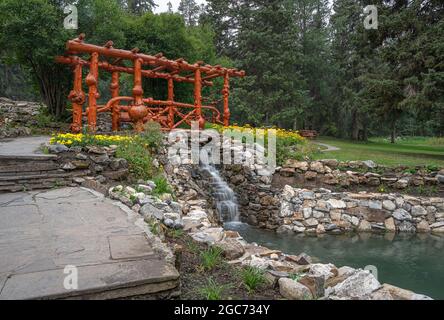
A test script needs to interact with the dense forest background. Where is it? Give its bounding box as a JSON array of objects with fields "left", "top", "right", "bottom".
[{"left": 0, "top": 0, "right": 443, "bottom": 140}]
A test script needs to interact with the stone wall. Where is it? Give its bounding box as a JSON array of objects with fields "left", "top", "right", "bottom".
[
  {"left": 275, "top": 159, "right": 444, "bottom": 192},
  {"left": 277, "top": 186, "right": 444, "bottom": 234}
]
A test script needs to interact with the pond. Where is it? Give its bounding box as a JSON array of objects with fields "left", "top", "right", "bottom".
[{"left": 225, "top": 222, "right": 444, "bottom": 300}]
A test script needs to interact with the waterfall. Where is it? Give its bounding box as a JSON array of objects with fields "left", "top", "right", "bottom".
[{"left": 200, "top": 163, "right": 240, "bottom": 224}]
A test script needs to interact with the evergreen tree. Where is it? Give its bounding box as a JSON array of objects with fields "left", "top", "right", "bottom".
[{"left": 178, "top": 0, "right": 200, "bottom": 26}]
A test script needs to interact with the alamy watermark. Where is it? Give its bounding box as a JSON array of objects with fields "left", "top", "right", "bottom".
[
  {"left": 63, "top": 265, "right": 78, "bottom": 290},
  {"left": 364, "top": 5, "right": 378, "bottom": 30},
  {"left": 64, "top": 5, "right": 78, "bottom": 30}
]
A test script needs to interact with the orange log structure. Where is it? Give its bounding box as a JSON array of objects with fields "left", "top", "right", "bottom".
[{"left": 56, "top": 35, "right": 245, "bottom": 132}]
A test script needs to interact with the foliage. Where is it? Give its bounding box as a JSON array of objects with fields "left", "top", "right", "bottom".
[
  {"left": 239, "top": 266, "right": 267, "bottom": 293},
  {"left": 198, "top": 277, "right": 230, "bottom": 300},
  {"left": 199, "top": 246, "right": 223, "bottom": 271},
  {"left": 141, "top": 121, "right": 164, "bottom": 151},
  {"left": 50, "top": 133, "right": 132, "bottom": 147},
  {"left": 152, "top": 176, "right": 173, "bottom": 196},
  {"left": 116, "top": 136, "right": 157, "bottom": 180}
]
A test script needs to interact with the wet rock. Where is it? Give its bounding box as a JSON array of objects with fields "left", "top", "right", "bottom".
[
  {"left": 416, "top": 220, "right": 431, "bottom": 233},
  {"left": 279, "top": 278, "right": 313, "bottom": 300}
]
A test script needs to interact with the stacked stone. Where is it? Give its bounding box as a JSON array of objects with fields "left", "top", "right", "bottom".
[
  {"left": 277, "top": 159, "right": 443, "bottom": 189},
  {"left": 277, "top": 186, "right": 444, "bottom": 234}
]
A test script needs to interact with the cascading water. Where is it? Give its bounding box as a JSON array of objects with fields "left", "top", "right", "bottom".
[{"left": 200, "top": 163, "right": 240, "bottom": 224}]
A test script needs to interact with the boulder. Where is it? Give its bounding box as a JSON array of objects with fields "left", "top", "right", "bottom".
[
  {"left": 140, "top": 203, "right": 165, "bottom": 221},
  {"left": 327, "top": 199, "right": 346, "bottom": 209},
  {"left": 327, "top": 270, "right": 380, "bottom": 299},
  {"left": 392, "top": 208, "right": 412, "bottom": 221},
  {"left": 299, "top": 275, "right": 325, "bottom": 298},
  {"left": 215, "top": 239, "right": 245, "bottom": 260},
  {"left": 358, "top": 220, "right": 372, "bottom": 232},
  {"left": 398, "top": 221, "right": 416, "bottom": 233},
  {"left": 279, "top": 278, "right": 313, "bottom": 300},
  {"left": 308, "top": 263, "right": 337, "bottom": 281},
  {"left": 411, "top": 206, "right": 427, "bottom": 217},
  {"left": 382, "top": 200, "right": 396, "bottom": 211},
  {"left": 384, "top": 218, "right": 396, "bottom": 232},
  {"left": 310, "top": 161, "right": 325, "bottom": 173},
  {"left": 416, "top": 220, "right": 431, "bottom": 233}
]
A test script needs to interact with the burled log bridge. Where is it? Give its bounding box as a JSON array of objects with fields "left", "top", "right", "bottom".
[{"left": 57, "top": 34, "right": 245, "bottom": 133}]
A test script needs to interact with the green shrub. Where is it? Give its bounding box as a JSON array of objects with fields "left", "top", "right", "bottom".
[
  {"left": 116, "top": 136, "right": 157, "bottom": 180},
  {"left": 239, "top": 266, "right": 266, "bottom": 293},
  {"left": 200, "top": 246, "right": 223, "bottom": 271},
  {"left": 141, "top": 121, "right": 164, "bottom": 151},
  {"left": 198, "top": 278, "right": 230, "bottom": 300},
  {"left": 152, "top": 176, "right": 172, "bottom": 195}
]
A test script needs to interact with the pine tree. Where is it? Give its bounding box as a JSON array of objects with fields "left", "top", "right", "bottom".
[{"left": 178, "top": 0, "right": 200, "bottom": 26}]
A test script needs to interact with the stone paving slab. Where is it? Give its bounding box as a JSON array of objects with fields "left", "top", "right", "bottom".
[
  {"left": 0, "top": 187, "right": 179, "bottom": 299},
  {"left": 0, "top": 136, "right": 53, "bottom": 157}
]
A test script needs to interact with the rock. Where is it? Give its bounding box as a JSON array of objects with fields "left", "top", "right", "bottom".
[
  {"left": 280, "top": 167, "right": 295, "bottom": 177},
  {"left": 48, "top": 144, "right": 69, "bottom": 154},
  {"left": 62, "top": 162, "right": 76, "bottom": 170},
  {"left": 90, "top": 154, "right": 109, "bottom": 164},
  {"left": 231, "top": 174, "right": 245, "bottom": 185},
  {"left": 164, "top": 212, "right": 180, "bottom": 221},
  {"left": 363, "top": 160, "right": 377, "bottom": 169},
  {"left": 398, "top": 221, "right": 416, "bottom": 233},
  {"left": 303, "top": 207, "right": 312, "bottom": 219},
  {"left": 327, "top": 199, "right": 346, "bottom": 209},
  {"left": 327, "top": 270, "right": 380, "bottom": 299},
  {"left": 125, "top": 186, "right": 136, "bottom": 195},
  {"left": 358, "top": 220, "right": 372, "bottom": 232},
  {"left": 191, "top": 228, "right": 224, "bottom": 244},
  {"left": 337, "top": 266, "right": 356, "bottom": 278},
  {"left": 140, "top": 203, "right": 165, "bottom": 221},
  {"left": 369, "top": 287, "right": 394, "bottom": 300},
  {"left": 437, "top": 175, "right": 444, "bottom": 184},
  {"left": 382, "top": 200, "right": 396, "bottom": 211},
  {"left": 430, "top": 221, "right": 444, "bottom": 229},
  {"left": 282, "top": 185, "right": 296, "bottom": 201},
  {"left": 392, "top": 208, "right": 412, "bottom": 221},
  {"left": 243, "top": 255, "right": 270, "bottom": 270},
  {"left": 299, "top": 275, "right": 325, "bottom": 298},
  {"left": 295, "top": 253, "right": 312, "bottom": 265},
  {"left": 138, "top": 184, "right": 153, "bottom": 193},
  {"left": 394, "top": 178, "right": 409, "bottom": 189},
  {"left": 285, "top": 160, "right": 308, "bottom": 171},
  {"left": 163, "top": 218, "right": 175, "bottom": 228},
  {"left": 316, "top": 224, "right": 326, "bottom": 234},
  {"left": 293, "top": 225, "right": 306, "bottom": 233},
  {"left": 215, "top": 239, "right": 246, "bottom": 260},
  {"left": 381, "top": 284, "right": 432, "bottom": 300},
  {"left": 325, "top": 223, "right": 339, "bottom": 232},
  {"left": 75, "top": 153, "right": 88, "bottom": 160},
  {"left": 384, "top": 218, "right": 396, "bottom": 232},
  {"left": 310, "top": 161, "right": 325, "bottom": 173},
  {"left": 368, "top": 201, "right": 382, "bottom": 210},
  {"left": 411, "top": 206, "right": 427, "bottom": 217},
  {"left": 416, "top": 220, "right": 431, "bottom": 233},
  {"left": 72, "top": 177, "right": 86, "bottom": 184},
  {"left": 277, "top": 225, "right": 293, "bottom": 234},
  {"left": 308, "top": 263, "right": 337, "bottom": 281},
  {"left": 304, "top": 171, "right": 318, "bottom": 180},
  {"left": 304, "top": 218, "right": 319, "bottom": 227},
  {"left": 279, "top": 278, "right": 313, "bottom": 300}
]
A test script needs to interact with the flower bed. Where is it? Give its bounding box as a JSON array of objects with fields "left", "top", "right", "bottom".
[{"left": 50, "top": 133, "right": 132, "bottom": 147}]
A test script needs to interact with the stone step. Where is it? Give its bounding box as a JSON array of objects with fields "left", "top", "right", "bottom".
[
  {"left": 0, "top": 170, "right": 90, "bottom": 182},
  {"left": 0, "top": 162, "right": 61, "bottom": 174}
]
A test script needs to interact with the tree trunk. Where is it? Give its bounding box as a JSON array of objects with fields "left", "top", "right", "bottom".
[
  {"left": 390, "top": 119, "right": 396, "bottom": 144},
  {"left": 33, "top": 64, "right": 69, "bottom": 119}
]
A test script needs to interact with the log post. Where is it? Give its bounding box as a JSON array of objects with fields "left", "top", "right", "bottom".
[
  {"left": 167, "top": 77, "right": 175, "bottom": 129},
  {"left": 223, "top": 73, "right": 230, "bottom": 127},
  {"left": 85, "top": 52, "right": 99, "bottom": 132},
  {"left": 194, "top": 68, "right": 204, "bottom": 130},
  {"left": 68, "top": 60, "right": 85, "bottom": 133},
  {"left": 110, "top": 71, "right": 120, "bottom": 131},
  {"left": 129, "top": 58, "right": 147, "bottom": 132}
]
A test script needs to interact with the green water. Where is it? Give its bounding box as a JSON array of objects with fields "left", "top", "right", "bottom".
[{"left": 225, "top": 222, "right": 444, "bottom": 299}]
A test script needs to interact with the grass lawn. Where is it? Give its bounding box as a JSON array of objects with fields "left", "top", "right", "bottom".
[{"left": 312, "top": 136, "right": 444, "bottom": 167}]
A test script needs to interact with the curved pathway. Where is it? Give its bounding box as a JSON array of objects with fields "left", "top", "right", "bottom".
[{"left": 314, "top": 142, "right": 341, "bottom": 152}]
